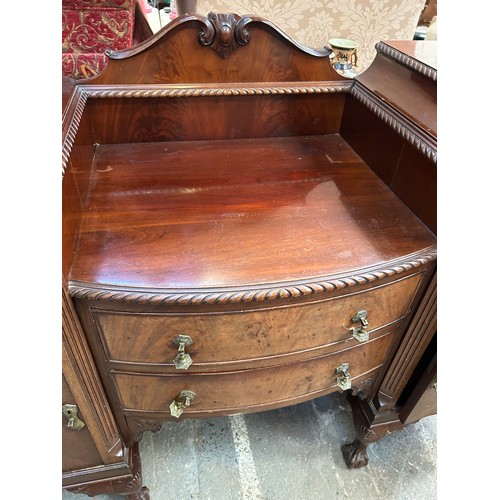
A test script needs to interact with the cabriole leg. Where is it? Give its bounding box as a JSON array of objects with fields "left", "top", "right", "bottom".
[{"left": 341, "top": 393, "right": 404, "bottom": 468}]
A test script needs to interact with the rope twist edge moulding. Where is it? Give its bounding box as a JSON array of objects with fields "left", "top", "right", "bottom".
[
  {"left": 61, "top": 81, "right": 352, "bottom": 175},
  {"left": 375, "top": 41, "right": 437, "bottom": 82},
  {"left": 62, "top": 89, "right": 88, "bottom": 177},
  {"left": 350, "top": 84, "right": 437, "bottom": 164},
  {"left": 83, "top": 82, "right": 353, "bottom": 99},
  {"left": 69, "top": 249, "right": 437, "bottom": 305}
]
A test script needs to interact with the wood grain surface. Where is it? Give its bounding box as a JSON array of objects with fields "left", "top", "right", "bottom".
[
  {"left": 113, "top": 329, "right": 395, "bottom": 415},
  {"left": 90, "top": 14, "right": 342, "bottom": 86},
  {"left": 70, "top": 135, "right": 436, "bottom": 290},
  {"left": 94, "top": 273, "right": 422, "bottom": 367},
  {"left": 81, "top": 93, "right": 347, "bottom": 144},
  {"left": 355, "top": 50, "right": 436, "bottom": 138},
  {"left": 62, "top": 374, "right": 103, "bottom": 472}
]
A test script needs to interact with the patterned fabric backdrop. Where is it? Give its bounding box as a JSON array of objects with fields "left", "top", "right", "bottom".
[
  {"left": 196, "top": 0, "right": 426, "bottom": 72},
  {"left": 62, "top": 0, "right": 136, "bottom": 79}
]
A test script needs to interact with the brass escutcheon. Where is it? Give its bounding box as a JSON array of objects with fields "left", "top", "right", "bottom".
[
  {"left": 172, "top": 334, "right": 194, "bottom": 370},
  {"left": 169, "top": 390, "right": 196, "bottom": 418},
  {"left": 336, "top": 363, "right": 351, "bottom": 391},
  {"left": 351, "top": 309, "right": 369, "bottom": 342},
  {"left": 62, "top": 403, "right": 86, "bottom": 431}
]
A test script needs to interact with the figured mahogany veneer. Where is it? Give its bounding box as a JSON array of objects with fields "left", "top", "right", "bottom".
[
  {"left": 63, "top": 13, "right": 437, "bottom": 487},
  {"left": 92, "top": 273, "right": 422, "bottom": 369},
  {"left": 115, "top": 329, "right": 395, "bottom": 416}
]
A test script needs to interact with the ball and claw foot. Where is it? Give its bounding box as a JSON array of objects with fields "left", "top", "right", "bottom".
[
  {"left": 341, "top": 438, "right": 369, "bottom": 468},
  {"left": 128, "top": 486, "right": 150, "bottom": 500}
]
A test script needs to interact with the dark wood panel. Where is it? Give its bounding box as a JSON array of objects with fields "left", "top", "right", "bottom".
[
  {"left": 83, "top": 93, "right": 346, "bottom": 144},
  {"left": 340, "top": 94, "right": 405, "bottom": 186},
  {"left": 94, "top": 274, "right": 422, "bottom": 366},
  {"left": 340, "top": 95, "right": 436, "bottom": 235},
  {"left": 133, "top": 1, "right": 154, "bottom": 43},
  {"left": 113, "top": 331, "right": 395, "bottom": 415},
  {"left": 62, "top": 77, "right": 76, "bottom": 113},
  {"left": 69, "top": 135, "right": 436, "bottom": 290},
  {"left": 89, "top": 15, "right": 344, "bottom": 85},
  {"left": 63, "top": 443, "right": 149, "bottom": 498},
  {"left": 62, "top": 287, "right": 125, "bottom": 461},
  {"left": 355, "top": 51, "right": 436, "bottom": 137},
  {"left": 392, "top": 143, "right": 437, "bottom": 234},
  {"left": 378, "top": 272, "right": 436, "bottom": 407},
  {"left": 399, "top": 352, "right": 436, "bottom": 425},
  {"left": 62, "top": 160, "right": 84, "bottom": 278},
  {"left": 62, "top": 375, "right": 103, "bottom": 472},
  {"left": 62, "top": 97, "right": 96, "bottom": 277}
]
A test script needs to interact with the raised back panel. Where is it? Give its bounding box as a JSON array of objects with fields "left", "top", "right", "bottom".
[
  {"left": 82, "top": 92, "right": 347, "bottom": 144},
  {"left": 86, "top": 13, "right": 345, "bottom": 85},
  {"left": 76, "top": 13, "right": 351, "bottom": 144}
]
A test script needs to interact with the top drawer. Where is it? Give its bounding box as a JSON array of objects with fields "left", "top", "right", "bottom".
[{"left": 91, "top": 273, "right": 423, "bottom": 368}]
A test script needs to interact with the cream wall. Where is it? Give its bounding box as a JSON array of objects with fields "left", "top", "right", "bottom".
[{"left": 195, "top": 0, "right": 426, "bottom": 72}]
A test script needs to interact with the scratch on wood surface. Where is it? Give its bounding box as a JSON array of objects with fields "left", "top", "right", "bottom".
[{"left": 97, "top": 165, "right": 113, "bottom": 172}]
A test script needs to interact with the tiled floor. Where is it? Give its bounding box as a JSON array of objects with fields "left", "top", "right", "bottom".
[{"left": 62, "top": 392, "right": 437, "bottom": 500}]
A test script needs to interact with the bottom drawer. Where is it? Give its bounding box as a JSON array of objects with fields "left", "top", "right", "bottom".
[{"left": 113, "top": 331, "right": 395, "bottom": 417}]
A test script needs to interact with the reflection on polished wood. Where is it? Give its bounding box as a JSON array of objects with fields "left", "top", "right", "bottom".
[
  {"left": 70, "top": 135, "right": 435, "bottom": 291},
  {"left": 62, "top": 13, "right": 437, "bottom": 493}
]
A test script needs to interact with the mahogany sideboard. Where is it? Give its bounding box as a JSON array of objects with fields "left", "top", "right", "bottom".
[{"left": 62, "top": 14, "right": 437, "bottom": 497}]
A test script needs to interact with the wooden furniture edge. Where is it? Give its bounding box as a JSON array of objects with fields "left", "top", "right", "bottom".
[
  {"left": 68, "top": 247, "right": 437, "bottom": 305},
  {"left": 82, "top": 80, "right": 353, "bottom": 98},
  {"left": 105, "top": 12, "right": 332, "bottom": 60},
  {"left": 375, "top": 41, "right": 437, "bottom": 81},
  {"left": 341, "top": 270, "right": 437, "bottom": 468},
  {"left": 349, "top": 82, "right": 436, "bottom": 163},
  {"left": 377, "top": 272, "right": 437, "bottom": 407},
  {"left": 62, "top": 86, "right": 88, "bottom": 177},
  {"left": 63, "top": 442, "right": 150, "bottom": 499},
  {"left": 62, "top": 285, "right": 124, "bottom": 461}
]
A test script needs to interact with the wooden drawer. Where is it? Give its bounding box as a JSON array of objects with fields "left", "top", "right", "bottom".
[
  {"left": 93, "top": 274, "right": 422, "bottom": 369},
  {"left": 113, "top": 330, "right": 395, "bottom": 416}
]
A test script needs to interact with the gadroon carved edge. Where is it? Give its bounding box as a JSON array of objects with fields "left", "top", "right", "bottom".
[
  {"left": 350, "top": 83, "right": 437, "bottom": 164},
  {"left": 375, "top": 41, "right": 437, "bottom": 82},
  {"left": 62, "top": 87, "right": 88, "bottom": 177},
  {"left": 69, "top": 247, "right": 437, "bottom": 305},
  {"left": 61, "top": 81, "right": 352, "bottom": 175},
  {"left": 83, "top": 81, "right": 353, "bottom": 99},
  {"left": 62, "top": 80, "right": 435, "bottom": 189}
]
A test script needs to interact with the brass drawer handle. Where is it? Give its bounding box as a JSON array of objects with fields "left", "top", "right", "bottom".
[
  {"left": 62, "top": 403, "right": 86, "bottom": 431},
  {"left": 336, "top": 363, "right": 351, "bottom": 391},
  {"left": 172, "top": 334, "right": 193, "bottom": 370},
  {"left": 169, "top": 390, "right": 196, "bottom": 418},
  {"left": 351, "top": 309, "right": 369, "bottom": 342}
]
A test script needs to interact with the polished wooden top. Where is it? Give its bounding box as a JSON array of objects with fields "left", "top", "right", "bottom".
[
  {"left": 355, "top": 41, "right": 437, "bottom": 139},
  {"left": 384, "top": 40, "right": 437, "bottom": 70},
  {"left": 70, "top": 135, "right": 436, "bottom": 291}
]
